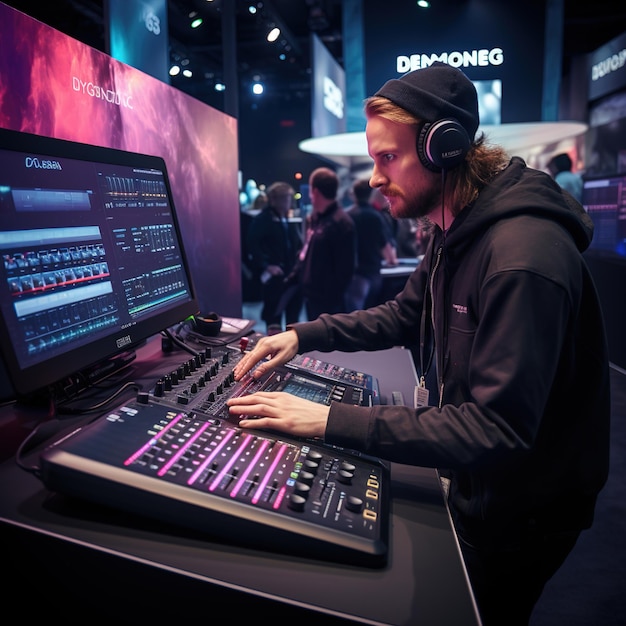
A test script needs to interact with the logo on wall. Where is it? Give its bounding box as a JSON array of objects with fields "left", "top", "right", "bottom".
[
  {"left": 144, "top": 11, "right": 161, "bottom": 36},
  {"left": 591, "top": 47, "right": 626, "bottom": 82},
  {"left": 588, "top": 31, "right": 626, "bottom": 101},
  {"left": 397, "top": 48, "right": 505, "bottom": 73},
  {"left": 323, "top": 76, "right": 344, "bottom": 120},
  {"left": 72, "top": 77, "right": 134, "bottom": 109}
]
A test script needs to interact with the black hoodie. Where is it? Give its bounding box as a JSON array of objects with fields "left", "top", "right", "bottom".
[{"left": 292, "top": 157, "right": 611, "bottom": 549}]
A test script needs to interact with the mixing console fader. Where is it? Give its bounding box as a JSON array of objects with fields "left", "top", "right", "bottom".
[{"left": 39, "top": 398, "right": 390, "bottom": 566}]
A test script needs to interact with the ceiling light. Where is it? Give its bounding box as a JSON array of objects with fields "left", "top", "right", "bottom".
[
  {"left": 169, "top": 65, "right": 181, "bottom": 76},
  {"left": 417, "top": 1, "right": 430, "bottom": 8},
  {"left": 267, "top": 27, "right": 280, "bottom": 43},
  {"left": 191, "top": 18, "right": 203, "bottom": 28},
  {"left": 183, "top": 69, "right": 193, "bottom": 78}
]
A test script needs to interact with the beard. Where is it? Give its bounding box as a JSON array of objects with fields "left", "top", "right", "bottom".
[{"left": 384, "top": 179, "right": 442, "bottom": 220}]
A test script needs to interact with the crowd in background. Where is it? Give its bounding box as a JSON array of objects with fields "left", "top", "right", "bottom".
[{"left": 240, "top": 171, "right": 433, "bottom": 331}]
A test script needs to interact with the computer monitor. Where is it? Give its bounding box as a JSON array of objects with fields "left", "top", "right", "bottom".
[
  {"left": 0, "top": 127, "right": 198, "bottom": 399},
  {"left": 582, "top": 174, "right": 626, "bottom": 259}
]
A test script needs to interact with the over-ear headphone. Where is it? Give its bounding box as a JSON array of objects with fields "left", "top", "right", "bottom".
[
  {"left": 417, "top": 118, "right": 470, "bottom": 172},
  {"left": 194, "top": 312, "right": 222, "bottom": 336}
]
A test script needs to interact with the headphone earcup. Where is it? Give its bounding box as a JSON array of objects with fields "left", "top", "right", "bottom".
[
  {"left": 194, "top": 312, "right": 222, "bottom": 336},
  {"left": 417, "top": 118, "right": 470, "bottom": 172}
]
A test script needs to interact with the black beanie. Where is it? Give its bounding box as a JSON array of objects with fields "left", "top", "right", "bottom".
[{"left": 375, "top": 62, "right": 480, "bottom": 141}]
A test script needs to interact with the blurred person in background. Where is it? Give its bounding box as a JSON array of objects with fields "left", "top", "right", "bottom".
[
  {"left": 346, "top": 177, "right": 397, "bottom": 311},
  {"left": 295, "top": 167, "right": 356, "bottom": 319},
  {"left": 247, "top": 182, "right": 303, "bottom": 333},
  {"left": 547, "top": 152, "right": 583, "bottom": 202}
]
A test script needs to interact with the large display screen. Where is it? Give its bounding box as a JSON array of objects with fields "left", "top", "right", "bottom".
[
  {"left": 362, "top": 0, "right": 545, "bottom": 124},
  {"left": 311, "top": 32, "right": 347, "bottom": 138},
  {"left": 0, "top": 2, "right": 241, "bottom": 321},
  {"left": 582, "top": 174, "right": 626, "bottom": 258},
  {"left": 0, "top": 127, "right": 198, "bottom": 397}
]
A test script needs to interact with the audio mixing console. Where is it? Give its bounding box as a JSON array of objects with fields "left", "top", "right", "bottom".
[
  {"left": 38, "top": 343, "right": 390, "bottom": 566},
  {"left": 142, "top": 343, "right": 379, "bottom": 425}
]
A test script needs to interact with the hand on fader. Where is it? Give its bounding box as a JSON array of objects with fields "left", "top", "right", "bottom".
[
  {"left": 233, "top": 329, "right": 299, "bottom": 381},
  {"left": 227, "top": 390, "right": 330, "bottom": 439}
]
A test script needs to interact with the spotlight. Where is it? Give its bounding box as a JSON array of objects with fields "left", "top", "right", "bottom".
[
  {"left": 169, "top": 65, "right": 181, "bottom": 76},
  {"left": 267, "top": 27, "right": 280, "bottom": 43}
]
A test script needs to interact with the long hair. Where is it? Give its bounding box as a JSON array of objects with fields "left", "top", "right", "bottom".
[{"left": 364, "top": 96, "right": 509, "bottom": 215}]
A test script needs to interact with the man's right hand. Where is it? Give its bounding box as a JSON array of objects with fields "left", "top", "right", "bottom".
[{"left": 233, "top": 329, "right": 299, "bottom": 381}]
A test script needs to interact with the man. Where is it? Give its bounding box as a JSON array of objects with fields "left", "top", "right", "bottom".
[
  {"left": 246, "top": 181, "right": 303, "bottom": 332},
  {"left": 345, "top": 177, "right": 397, "bottom": 311},
  {"left": 227, "top": 63, "right": 610, "bottom": 625},
  {"left": 547, "top": 152, "right": 583, "bottom": 202},
  {"left": 298, "top": 167, "right": 356, "bottom": 319}
]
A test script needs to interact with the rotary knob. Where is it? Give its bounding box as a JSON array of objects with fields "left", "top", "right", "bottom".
[
  {"left": 293, "top": 481, "right": 311, "bottom": 497},
  {"left": 337, "top": 469, "right": 354, "bottom": 485},
  {"left": 345, "top": 495, "right": 363, "bottom": 513},
  {"left": 303, "top": 458, "right": 319, "bottom": 473},
  {"left": 299, "top": 470, "right": 315, "bottom": 485},
  {"left": 288, "top": 494, "right": 307, "bottom": 512},
  {"left": 307, "top": 450, "right": 323, "bottom": 462}
]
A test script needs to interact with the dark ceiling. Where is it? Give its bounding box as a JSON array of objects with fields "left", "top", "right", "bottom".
[{"left": 3, "top": 0, "right": 626, "bottom": 115}]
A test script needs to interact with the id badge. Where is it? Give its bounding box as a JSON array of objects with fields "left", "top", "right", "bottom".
[{"left": 414, "top": 376, "right": 430, "bottom": 408}]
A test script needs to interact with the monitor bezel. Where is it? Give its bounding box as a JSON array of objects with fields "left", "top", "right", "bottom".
[{"left": 0, "top": 127, "right": 199, "bottom": 398}]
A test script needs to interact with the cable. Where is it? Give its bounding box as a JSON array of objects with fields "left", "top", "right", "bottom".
[
  {"left": 436, "top": 168, "right": 450, "bottom": 409},
  {"left": 15, "top": 419, "right": 65, "bottom": 476},
  {"left": 440, "top": 168, "right": 448, "bottom": 235},
  {"left": 56, "top": 380, "right": 141, "bottom": 415},
  {"left": 162, "top": 327, "right": 201, "bottom": 356}
]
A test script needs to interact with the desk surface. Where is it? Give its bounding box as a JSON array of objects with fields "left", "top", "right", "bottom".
[
  {"left": 0, "top": 336, "right": 479, "bottom": 625},
  {"left": 380, "top": 257, "right": 421, "bottom": 277}
]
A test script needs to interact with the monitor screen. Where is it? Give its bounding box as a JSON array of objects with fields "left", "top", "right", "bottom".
[
  {"left": 0, "top": 127, "right": 198, "bottom": 398},
  {"left": 582, "top": 174, "right": 626, "bottom": 258}
]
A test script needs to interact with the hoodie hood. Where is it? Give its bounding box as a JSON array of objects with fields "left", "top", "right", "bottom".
[{"left": 446, "top": 157, "right": 594, "bottom": 257}]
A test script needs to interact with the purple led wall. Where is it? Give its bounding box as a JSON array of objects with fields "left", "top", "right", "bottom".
[{"left": 0, "top": 2, "right": 242, "bottom": 317}]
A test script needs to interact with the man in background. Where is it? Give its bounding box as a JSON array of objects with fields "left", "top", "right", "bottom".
[
  {"left": 346, "top": 177, "right": 397, "bottom": 310},
  {"left": 547, "top": 152, "right": 583, "bottom": 202},
  {"left": 298, "top": 167, "right": 356, "bottom": 319},
  {"left": 247, "top": 181, "right": 303, "bottom": 333}
]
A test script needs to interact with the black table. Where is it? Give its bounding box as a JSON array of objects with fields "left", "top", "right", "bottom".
[
  {"left": 0, "top": 335, "right": 480, "bottom": 625},
  {"left": 379, "top": 257, "right": 420, "bottom": 303}
]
